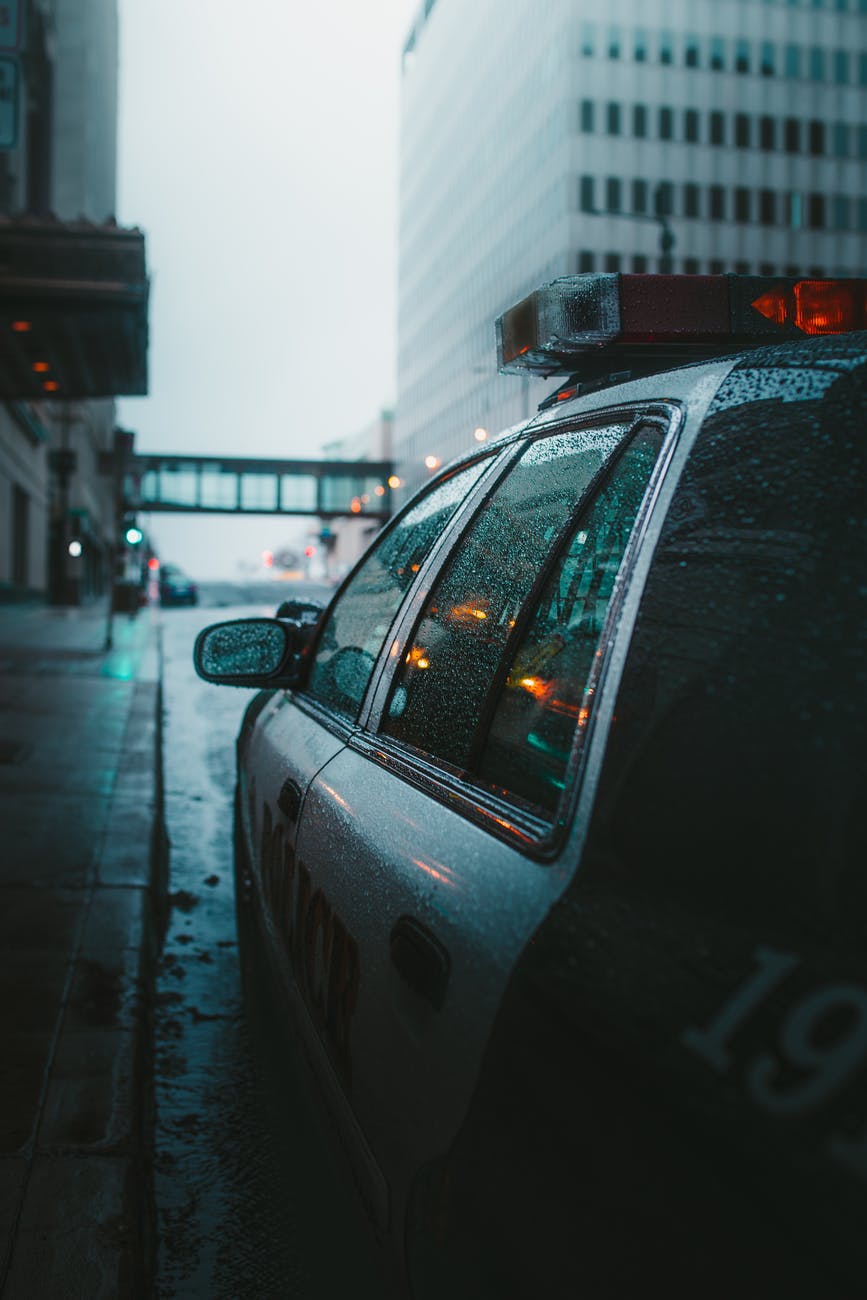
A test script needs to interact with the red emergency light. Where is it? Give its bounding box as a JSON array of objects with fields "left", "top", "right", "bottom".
[{"left": 496, "top": 274, "right": 867, "bottom": 376}]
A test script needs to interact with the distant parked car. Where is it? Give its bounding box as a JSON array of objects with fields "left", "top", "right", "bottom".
[
  {"left": 274, "top": 579, "right": 335, "bottom": 626},
  {"left": 159, "top": 564, "right": 198, "bottom": 607}
]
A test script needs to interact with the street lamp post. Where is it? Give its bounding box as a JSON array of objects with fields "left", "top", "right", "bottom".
[{"left": 589, "top": 187, "right": 676, "bottom": 272}]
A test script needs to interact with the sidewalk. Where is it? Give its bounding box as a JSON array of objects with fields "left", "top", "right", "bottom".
[{"left": 0, "top": 599, "right": 167, "bottom": 1298}]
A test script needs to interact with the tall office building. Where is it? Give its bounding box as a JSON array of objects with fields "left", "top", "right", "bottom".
[{"left": 395, "top": 0, "right": 867, "bottom": 492}]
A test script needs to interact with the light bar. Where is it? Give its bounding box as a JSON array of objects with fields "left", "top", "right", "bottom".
[{"left": 496, "top": 275, "right": 867, "bottom": 376}]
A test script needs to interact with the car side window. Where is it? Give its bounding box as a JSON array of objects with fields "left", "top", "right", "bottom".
[
  {"left": 306, "top": 457, "right": 490, "bottom": 719},
  {"left": 476, "top": 424, "right": 662, "bottom": 813},
  {"left": 381, "top": 421, "right": 634, "bottom": 771}
]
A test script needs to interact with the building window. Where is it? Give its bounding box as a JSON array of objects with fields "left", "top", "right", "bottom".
[
  {"left": 580, "top": 175, "right": 596, "bottom": 212},
  {"left": 735, "top": 39, "right": 750, "bottom": 73},
  {"left": 659, "top": 106, "right": 673, "bottom": 140},
  {"left": 808, "top": 120, "right": 825, "bottom": 155},
  {"left": 759, "top": 262, "right": 776, "bottom": 277},
  {"left": 833, "top": 121, "right": 849, "bottom": 155},
  {"left": 710, "top": 111, "right": 725, "bottom": 145},
  {"left": 760, "top": 115, "right": 776, "bottom": 149},
  {"left": 580, "top": 22, "right": 595, "bottom": 57},
  {"left": 684, "top": 182, "right": 701, "bottom": 217},
  {"left": 833, "top": 50, "right": 850, "bottom": 83},
  {"left": 785, "top": 192, "right": 803, "bottom": 228},
  {"left": 631, "top": 254, "right": 648, "bottom": 272},
  {"left": 684, "top": 109, "right": 700, "bottom": 142},
  {"left": 859, "top": 125, "right": 867, "bottom": 158},
  {"left": 580, "top": 100, "right": 595, "bottom": 132},
  {"left": 735, "top": 114, "right": 750, "bottom": 148},
  {"left": 709, "top": 185, "right": 726, "bottom": 220},
  {"left": 633, "top": 104, "right": 647, "bottom": 137},
  {"left": 579, "top": 250, "right": 596, "bottom": 271},
  {"left": 634, "top": 28, "right": 648, "bottom": 61},
  {"left": 760, "top": 42, "right": 776, "bottom": 76},
  {"left": 606, "top": 176, "right": 622, "bottom": 212},
  {"left": 710, "top": 37, "right": 726, "bottom": 70},
  {"left": 685, "top": 34, "right": 700, "bottom": 67},
  {"left": 807, "top": 192, "right": 826, "bottom": 228},
  {"left": 784, "top": 117, "right": 801, "bottom": 152},
  {"left": 655, "top": 182, "right": 674, "bottom": 216},
  {"left": 759, "top": 189, "right": 777, "bottom": 224},
  {"left": 809, "top": 47, "right": 826, "bottom": 80},
  {"left": 709, "top": 259, "right": 726, "bottom": 274},
  {"left": 734, "top": 261, "right": 751, "bottom": 275},
  {"left": 860, "top": 52, "right": 867, "bottom": 85},
  {"left": 660, "top": 30, "right": 674, "bottom": 64},
  {"left": 632, "top": 178, "right": 648, "bottom": 213},
  {"left": 832, "top": 194, "right": 851, "bottom": 230},
  {"left": 734, "top": 188, "right": 751, "bottom": 222},
  {"left": 858, "top": 198, "right": 867, "bottom": 232},
  {"left": 785, "top": 44, "right": 801, "bottom": 77},
  {"left": 604, "top": 252, "right": 622, "bottom": 272},
  {"left": 608, "top": 25, "right": 621, "bottom": 59},
  {"left": 607, "top": 102, "right": 621, "bottom": 134},
  {"left": 12, "top": 486, "right": 29, "bottom": 588},
  {"left": 683, "top": 258, "right": 700, "bottom": 274}
]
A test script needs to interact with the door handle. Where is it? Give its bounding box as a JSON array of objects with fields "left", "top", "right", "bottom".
[
  {"left": 390, "top": 916, "right": 450, "bottom": 1010},
  {"left": 277, "top": 777, "right": 302, "bottom": 824}
]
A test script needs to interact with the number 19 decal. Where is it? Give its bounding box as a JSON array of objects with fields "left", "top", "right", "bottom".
[{"left": 682, "top": 945, "right": 867, "bottom": 1182}]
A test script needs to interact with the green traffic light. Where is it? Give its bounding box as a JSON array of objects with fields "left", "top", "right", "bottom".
[{"left": 125, "top": 527, "right": 144, "bottom": 545}]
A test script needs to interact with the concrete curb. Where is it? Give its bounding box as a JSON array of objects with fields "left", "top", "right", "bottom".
[{"left": 0, "top": 620, "right": 168, "bottom": 1299}]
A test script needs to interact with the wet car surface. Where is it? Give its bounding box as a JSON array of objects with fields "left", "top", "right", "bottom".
[{"left": 194, "top": 287, "right": 867, "bottom": 1297}]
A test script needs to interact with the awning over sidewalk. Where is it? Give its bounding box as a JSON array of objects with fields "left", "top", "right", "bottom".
[{"left": 0, "top": 215, "right": 149, "bottom": 399}]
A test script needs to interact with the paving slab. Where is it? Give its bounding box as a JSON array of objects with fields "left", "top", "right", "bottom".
[{"left": 3, "top": 1156, "right": 146, "bottom": 1300}]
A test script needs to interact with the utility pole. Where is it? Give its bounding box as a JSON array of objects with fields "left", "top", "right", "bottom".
[
  {"left": 104, "top": 428, "right": 135, "bottom": 652},
  {"left": 590, "top": 189, "right": 677, "bottom": 271}
]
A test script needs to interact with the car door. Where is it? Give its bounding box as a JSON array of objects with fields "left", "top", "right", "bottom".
[
  {"left": 293, "top": 406, "right": 681, "bottom": 1255},
  {"left": 239, "top": 452, "right": 495, "bottom": 1221}
]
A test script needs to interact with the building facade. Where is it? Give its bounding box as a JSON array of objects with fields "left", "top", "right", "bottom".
[
  {"left": 0, "top": 0, "right": 146, "bottom": 603},
  {"left": 319, "top": 409, "right": 394, "bottom": 577},
  {"left": 395, "top": 0, "right": 867, "bottom": 493}
]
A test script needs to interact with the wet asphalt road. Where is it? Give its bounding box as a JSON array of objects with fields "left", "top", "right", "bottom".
[{"left": 155, "top": 602, "right": 391, "bottom": 1298}]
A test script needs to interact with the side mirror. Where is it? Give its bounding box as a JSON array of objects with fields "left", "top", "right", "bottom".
[{"left": 193, "top": 617, "right": 302, "bottom": 688}]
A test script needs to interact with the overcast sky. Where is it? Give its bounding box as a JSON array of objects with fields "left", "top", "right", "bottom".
[{"left": 116, "top": 0, "right": 413, "bottom": 578}]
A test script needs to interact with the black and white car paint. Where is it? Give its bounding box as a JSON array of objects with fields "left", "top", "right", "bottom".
[{"left": 197, "top": 322, "right": 866, "bottom": 1299}]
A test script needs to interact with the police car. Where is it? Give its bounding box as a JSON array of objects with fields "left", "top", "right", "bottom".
[{"left": 194, "top": 275, "right": 867, "bottom": 1298}]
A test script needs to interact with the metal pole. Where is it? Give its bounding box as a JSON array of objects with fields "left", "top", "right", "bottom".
[{"left": 104, "top": 452, "right": 119, "bottom": 652}]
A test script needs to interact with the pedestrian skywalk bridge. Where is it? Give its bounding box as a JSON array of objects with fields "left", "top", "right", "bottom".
[{"left": 129, "top": 453, "right": 395, "bottom": 520}]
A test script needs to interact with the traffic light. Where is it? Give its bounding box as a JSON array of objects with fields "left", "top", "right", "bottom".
[{"left": 122, "top": 514, "right": 143, "bottom": 545}]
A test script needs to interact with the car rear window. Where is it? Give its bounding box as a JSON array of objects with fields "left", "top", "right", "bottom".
[{"left": 381, "top": 417, "right": 665, "bottom": 819}]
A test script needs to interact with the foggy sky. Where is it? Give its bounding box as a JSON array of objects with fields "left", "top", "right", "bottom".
[{"left": 116, "top": 0, "right": 412, "bottom": 579}]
